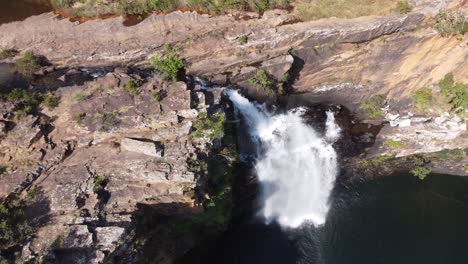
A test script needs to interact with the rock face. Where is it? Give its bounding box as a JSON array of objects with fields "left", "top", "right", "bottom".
[{"left": 0, "top": 67, "right": 226, "bottom": 263}]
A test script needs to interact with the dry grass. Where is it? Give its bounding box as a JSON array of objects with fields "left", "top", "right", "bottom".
[{"left": 292, "top": 0, "right": 399, "bottom": 21}]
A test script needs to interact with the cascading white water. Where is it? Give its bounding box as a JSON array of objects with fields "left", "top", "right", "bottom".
[{"left": 227, "top": 89, "right": 340, "bottom": 228}]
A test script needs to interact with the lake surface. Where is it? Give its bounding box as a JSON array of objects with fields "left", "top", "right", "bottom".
[
  {"left": 0, "top": 0, "right": 52, "bottom": 25},
  {"left": 210, "top": 173, "right": 468, "bottom": 264}
]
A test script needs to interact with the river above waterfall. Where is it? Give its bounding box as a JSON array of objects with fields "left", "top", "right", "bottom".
[
  {"left": 209, "top": 172, "right": 468, "bottom": 264},
  {"left": 0, "top": 0, "right": 52, "bottom": 25}
]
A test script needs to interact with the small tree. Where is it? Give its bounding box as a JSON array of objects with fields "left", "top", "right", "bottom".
[
  {"left": 15, "top": 51, "right": 42, "bottom": 79},
  {"left": 150, "top": 44, "right": 185, "bottom": 81}
]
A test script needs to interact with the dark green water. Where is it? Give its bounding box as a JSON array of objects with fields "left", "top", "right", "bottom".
[{"left": 212, "top": 173, "right": 468, "bottom": 264}]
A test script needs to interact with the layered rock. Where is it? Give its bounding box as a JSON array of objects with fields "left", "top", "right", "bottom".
[{"left": 0, "top": 68, "right": 226, "bottom": 263}]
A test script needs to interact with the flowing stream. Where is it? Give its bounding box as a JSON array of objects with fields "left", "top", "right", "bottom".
[{"left": 227, "top": 89, "right": 340, "bottom": 228}]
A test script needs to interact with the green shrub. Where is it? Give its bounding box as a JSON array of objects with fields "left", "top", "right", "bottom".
[
  {"left": 73, "top": 92, "right": 88, "bottom": 102},
  {"left": 0, "top": 204, "right": 33, "bottom": 248},
  {"left": 42, "top": 93, "right": 60, "bottom": 110},
  {"left": 99, "top": 112, "right": 119, "bottom": 132},
  {"left": 73, "top": 113, "right": 86, "bottom": 125},
  {"left": 0, "top": 49, "right": 17, "bottom": 60},
  {"left": 411, "top": 166, "right": 431, "bottom": 180},
  {"left": 191, "top": 112, "right": 225, "bottom": 139},
  {"left": 384, "top": 139, "right": 403, "bottom": 149},
  {"left": 123, "top": 80, "right": 140, "bottom": 96},
  {"left": 150, "top": 44, "right": 185, "bottom": 81},
  {"left": 93, "top": 175, "right": 106, "bottom": 187},
  {"left": 397, "top": 0, "right": 412, "bottom": 14},
  {"left": 2, "top": 88, "right": 43, "bottom": 114},
  {"left": 15, "top": 51, "right": 42, "bottom": 79},
  {"left": 249, "top": 69, "right": 275, "bottom": 95},
  {"left": 50, "top": 0, "right": 76, "bottom": 8},
  {"left": 360, "top": 94, "right": 386, "bottom": 118},
  {"left": 434, "top": 10, "right": 468, "bottom": 37},
  {"left": 439, "top": 73, "right": 467, "bottom": 113},
  {"left": 411, "top": 88, "right": 433, "bottom": 113},
  {"left": 239, "top": 35, "right": 248, "bottom": 44}
]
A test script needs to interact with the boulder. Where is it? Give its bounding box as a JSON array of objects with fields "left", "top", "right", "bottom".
[
  {"left": 160, "top": 82, "right": 191, "bottom": 112},
  {"left": 121, "top": 138, "right": 163, "bottom": 157}
]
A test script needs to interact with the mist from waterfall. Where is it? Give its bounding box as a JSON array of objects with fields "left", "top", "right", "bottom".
[{"left": 227, "top": 89, "right": 340, "bottom": 228}]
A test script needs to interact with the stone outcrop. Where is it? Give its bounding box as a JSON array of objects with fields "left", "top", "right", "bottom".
[
  {"left": 0, "top": 67, "right": 227, "bottom": 263},
  {"left": 121, "top": 138, "right": 164, "bottom": 157}
]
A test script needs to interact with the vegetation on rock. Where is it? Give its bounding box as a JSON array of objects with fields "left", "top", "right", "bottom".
[
  {"left": 293, "top": 0, "right": 399, "bottom": 21},
  {"left": 150, "top": 44, "right": 185, "bottom": 81},
  {"left": 439, "top": 73, "right": 467, "bottom": 113},
  {"left": 15, "top": 51, "right": 42, "bottom": 79},
  {"left": 93, "top": 175, "right": 106, "bottom": 187},
  {"left": 51, "top": 0, "right": 290, "bottom": 17},
  {"left": 191, "top": 112, "right": 225, "bottom": 139},
  {"left": 42, "top": 93, "right": 60, "bottom": 111},
  {"left": 434, "top": 10, "right": 468, "bottom": 37},
  {"left": 0, "top": 88, "right": 43, "bottom": 115},
  {"left": 360, "top": 94, "right": 385, "bottom": 118},
  {"left": 239, "top": 35, "right": 248, "bottom": 44},
  {"left": 123, "top": 80, "right": 140, "bottom": 96},
  {"left": 249, "top": 69, "right": 276, "bottom": 95},
  {"left": 396, "top": 0, "right": 412, "bottom": 14},
  {"left": 411, "top": 166, "right": 431, "bottom": 180},
  {"left": 98, "top": 111, "right": 120, "bottom": 132},
  {"left": 152, "top": 90, "right": 166, "bottom": 102},
  {"left": 0, "top": 49, "right": 17, "bottom": 60},
  {"left": 73, "top": 113, "right": 86, "bottom": 125},
  {"left": 411, "top": 88, "right": 433, "bottom": 114},
  {"left": 384, "top": 139, "right": 403, "bottom": 149}
]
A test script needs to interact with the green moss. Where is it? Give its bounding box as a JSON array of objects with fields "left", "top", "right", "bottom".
[
  {"left": 360, "top": 94, "right": 386, "bottom": 118},
  {"left": 123, "top": 80, "right": 140, "bottom": 96},
  {"left": 191, "top": 112, "right": 225, "bottom": 139},
  {"left": 411, "top": 88, "right": 433, "bottom": 113},
  {"left": 15, "top": 51, "right": 42, "bottom": 79},
  {"left": 150, "top": 44, "right": 185, "bottom": 81},
  {"left": 384, "top": 139, "right": 403, "bottom": 149},
  {"left": 397, "top": 0, "right": 412, "bottom": 14},
  {"left": 249, "top": 69, "right": 275, "bottom": 95}
]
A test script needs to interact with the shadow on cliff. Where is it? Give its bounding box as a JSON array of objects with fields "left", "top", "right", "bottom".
[{"left": 0, "top": 186, "right": 51, "bottom": 261}]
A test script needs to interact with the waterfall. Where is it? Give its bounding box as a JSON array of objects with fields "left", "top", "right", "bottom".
[{"left": 227, "top": 89, "right": 339, "bottom": 228}]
